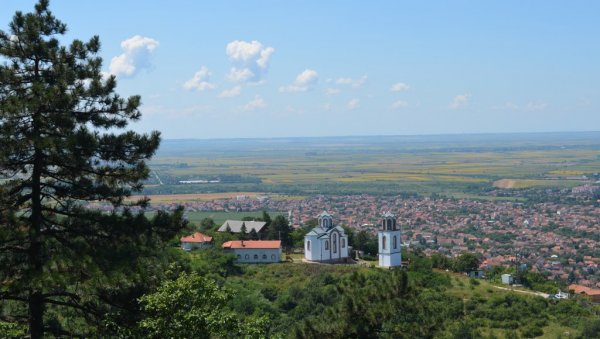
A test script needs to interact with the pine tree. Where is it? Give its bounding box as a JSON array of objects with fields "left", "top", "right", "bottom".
[
  {"left": 239, "top": 222, "right": 248, "bottom": 240},
  {"left": 0, "top": 1, "right": 184, "bottom": 336},
  {"left": 249, "top": 228, "right": 259, "bottom": 240}
]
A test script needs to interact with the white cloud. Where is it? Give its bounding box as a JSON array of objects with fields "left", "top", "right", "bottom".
[
  {"left": 324, "top": 88, "right": 341, "bottom": 96},
  {"left": 347, "top": 98, "right": 360, "bottom": 110},
  {"left": 526, "top": 102, "right": 547, "bottom": 112},
  {"left": 109, "top": 35, "right": 159, "bottom": 77},
  {"left": 449, "top": 94, "right": 471, "bottom": 109},
  {"left": 240, "top": 95, "right": 266, "bottom": 111},
  {"left": 390, "top": 82, "right": 410, "bottom": 92},
  {"left": 219, "top": 86, "right": 242, "bottom": 98},
  {"left": 226, "top": 40, "right": 274, "bottom": 83},
  {"left": 391, "top": 100, "right": 409, "bottom": 109},
  {"left": 279, "top": 69, "right": 318, "bottom": 92},
  {"left": 323, "top": 103, "right": 332, "bottom": 111},
  {"left": 335, "top": 75, "right": 367, "bottom": 88},
  {"left": 226, "top": 67, "right": 255, "bottom": 82},
  {"left": 183, "top": 66, "right": 216, "bottom": 91}
]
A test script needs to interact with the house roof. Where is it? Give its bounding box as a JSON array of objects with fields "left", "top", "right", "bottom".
[
  {"left": 217, "top": 220, "right": 267, "bottom": 233},
  {"left": 180, "top": 232, "right": 213, "bottom": 243},
  {"left": 305, "top": 225, "right": 346, "bottom": 238},
  {"left": 569, "top": 284, "right": 600, "bottom": 296},
  {"left": 222, "top": 240, "right": 281, "bottom": 249}
]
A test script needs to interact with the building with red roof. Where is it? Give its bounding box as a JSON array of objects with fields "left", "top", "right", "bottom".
[
  {"left": 180, "top": 232, "right": 213, "bottom": 251},
  {"left": 569, "top": 284, "right": 600, "bottom": 303},
  {"left": 222, "top": 240, "right": 281, "bottom": 263}
]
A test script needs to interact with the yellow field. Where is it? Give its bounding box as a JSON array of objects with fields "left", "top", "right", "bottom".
[
  {"left": 493, "top": 179, "right": 580, "bottom": 189},
  {"left": 127, "top": 192, "right": 305, "bottom": 203}
]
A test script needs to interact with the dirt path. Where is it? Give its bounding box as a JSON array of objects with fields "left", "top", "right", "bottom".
[{"left": 492, "top": 285, "right": 550, "bottom": 298}]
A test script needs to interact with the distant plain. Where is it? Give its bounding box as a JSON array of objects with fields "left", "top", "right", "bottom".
[{"left": 142, "top": 132, "right": 600, "bottom": 200}]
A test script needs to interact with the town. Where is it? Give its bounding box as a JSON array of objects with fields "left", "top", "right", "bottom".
[{"left": 137, "top": 191, "right": 600, "bottom": 290}]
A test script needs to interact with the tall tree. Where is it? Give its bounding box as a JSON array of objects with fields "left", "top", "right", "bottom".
[
  {"left": 267, "top": 215, "right": 292, "bottom": 248},
  {"left": 0, "top": 1, "right": 184, "bottom": 336}
]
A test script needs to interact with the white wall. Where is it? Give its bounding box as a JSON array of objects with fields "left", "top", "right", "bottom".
[
  {"left": 304, "top": 231, "right": 349, "bottom": 262},
  {"left": 181, "top": 242, "right": 212, "bottom": 251},
  {"left": 378, "top": 231, "right": 402, "bottom": 267},
  {"left": 231, "top": 248, "right": 281, "bottom": 263}
]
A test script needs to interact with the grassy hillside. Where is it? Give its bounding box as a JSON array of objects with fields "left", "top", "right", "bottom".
[{"left": 185, "top": 249, "right": 599, "bottom": 338}]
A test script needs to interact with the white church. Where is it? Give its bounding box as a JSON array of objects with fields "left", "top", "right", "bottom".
[
  {"left": 304, "top": 211, "right": 349, "bottom": 263},
  {"left": 378, "top": 211, "right": 402, "bottom": 268}
]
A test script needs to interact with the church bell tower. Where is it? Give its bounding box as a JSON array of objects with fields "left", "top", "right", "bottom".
[{"left": 378, "top": 212, "right": 402, "bottom": 267}]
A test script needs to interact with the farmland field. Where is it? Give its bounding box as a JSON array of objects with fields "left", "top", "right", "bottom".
[{"left": 141, "top": 132, "right": 600, "bottom": 199}]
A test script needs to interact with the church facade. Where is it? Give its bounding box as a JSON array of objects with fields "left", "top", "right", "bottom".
[{"left": 304, "top": 211, "right": 349, "bottom": 263}]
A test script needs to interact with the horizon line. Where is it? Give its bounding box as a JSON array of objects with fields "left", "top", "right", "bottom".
[{"left": 161, "top": 130, "right": 600, "bottom": 142}]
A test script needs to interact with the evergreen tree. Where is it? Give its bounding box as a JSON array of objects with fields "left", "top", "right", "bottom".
[
  {"left": 240, "top": 222, "right": 248, "bottom": 240},
  {"left": 200, "top": 217, "right": 215, "bottom": 232},
  {"left": 0, "top": 1, "right": 184, "bottom": 336},
  {"left": 268, "top": 215, "right": 292, "bottom": 248},
  {"left": 248, "top": 228, "right": 259, "bottom": 240},
  {"left": 261, "top": 210, "right": 272, "bottom": 226}
]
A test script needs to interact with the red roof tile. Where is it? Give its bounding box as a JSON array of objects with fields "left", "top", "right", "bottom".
[
  {"left": 222, "top": 240, "right": 281, "bottom": 249},
  {"left": 180, "top": 232, "right": 212, "bottom": 243}
]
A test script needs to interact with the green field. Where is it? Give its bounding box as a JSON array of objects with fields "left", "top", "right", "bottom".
[{"left": 142, "top": 132, "right": 600, "bottom": 198}]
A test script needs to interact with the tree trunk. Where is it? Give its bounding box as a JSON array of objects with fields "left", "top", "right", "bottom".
[{"left": 29, "top": 67, "right": 45, "bottom": 336}]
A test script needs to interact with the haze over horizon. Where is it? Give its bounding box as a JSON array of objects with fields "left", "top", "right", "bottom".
[{"left": 2, "top": 1, "right": 598, "bottom": 139}]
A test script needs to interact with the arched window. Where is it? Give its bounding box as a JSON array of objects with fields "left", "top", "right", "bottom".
[
  {"left": 387, "top": 219, "right": 392, "bottom": 230},
  {"left": 245, "top": 254, "right": 249, "bottom": 259},
  {"left": 237, "top": 254, "right": 241, "bottom": 259},
  {"left": 382, "top": 236, "right": 387, "bottom": 250},
  {"left": 271, "top": 254, "right": 276, "bottom": 260},
  {"left": 254, "top": 254, "right": 258, "bottom": 260},
  {"left": 333, "top": 233, "right": 337, "bottom": 253},
  {"left": 393, "top": 236, "right": 397, "bottom": 249},
  {"left": 325, "top": 240, "right": 329, "bottom": 250},
  {"left": 262, "top": 254, "right": 267, "bottom": 259},
  {"left": 341, "top": 238, "right": 345, "bottom": 248},
  {"left": 306, "top": 240, "right": 311, "bottom": 251}
]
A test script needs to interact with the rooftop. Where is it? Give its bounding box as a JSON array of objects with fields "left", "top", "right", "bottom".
[
  {"left": 222, "top": 240, "right": 282, "bottom": 249},
  {"left": 180, "top": 232, "right": 212, "bottom": 243}
]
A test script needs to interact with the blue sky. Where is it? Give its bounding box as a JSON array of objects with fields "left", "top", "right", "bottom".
[{"left": 2, "top": 1, "right": 599, "bottom": 139}]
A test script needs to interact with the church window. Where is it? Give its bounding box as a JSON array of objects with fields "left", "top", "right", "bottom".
[
  {"left": 341, "top": 238, "right": 345, "bottom": 248},
  {"left": 387, "top": 219, "right": 392, "bottom": 230},
  {"left": 306, "top": 240, "right": 311, "bottom": 251},
  {"left": 325, "top": 240, "right": 329, "bottom": 250},
  {"left": 333, "top": 234, "right": 337, "bottom": 253},
  {"left": 382, "top": 236, "right": 387, "bottom": 250},
  {"left": 393, "top": 236, "right": 397, "bottom": 249}
]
